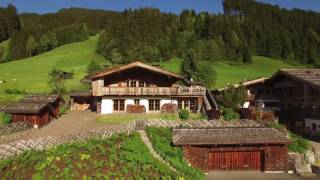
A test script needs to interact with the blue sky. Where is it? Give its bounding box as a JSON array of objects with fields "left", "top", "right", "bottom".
[{"left": 0, "top": 0, "right": 319, "bottom": 14}]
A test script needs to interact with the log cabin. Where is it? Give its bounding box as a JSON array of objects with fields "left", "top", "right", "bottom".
[
  {"left": 20, "top": 95, "right": 62, "bottom": 118},
  {"left": 173, "top": 127, "right": 291, "bottom": 172},
  {"left": 71, "top": 61, "right": 216, "bottom": 114},
  {"left": 0, "top": 102, "right": 52, "bottom": 127}
]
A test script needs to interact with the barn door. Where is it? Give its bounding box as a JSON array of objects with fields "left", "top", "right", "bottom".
[{"left": 208, "top": 151, "right": 261, "bottom": 171}]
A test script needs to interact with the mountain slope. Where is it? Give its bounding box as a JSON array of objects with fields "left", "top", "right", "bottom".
[
  {"left": 0, "top": 35, "right": 105, "bottom": 94},
  {"left": 160, "top": 56, "right": 302, "bottom": 88}
]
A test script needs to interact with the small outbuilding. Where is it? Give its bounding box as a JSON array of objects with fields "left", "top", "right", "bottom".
[
  {"left": 173, "top": 128, "right": 291, "bottom": 172},
  {"left": 20, "top": 95, "right": 63, "bottom": 118},
  {"left": 69, "top": 90, "right": 92, "bottom": 111},
  {"left": 0, "top": 103, "right": 52, "bottom": 127}
]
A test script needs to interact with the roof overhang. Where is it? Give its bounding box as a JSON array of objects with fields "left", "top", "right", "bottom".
[
  {"left": 90, "top": 61, "right": 184, "bottom": 80},
  {"left": 269, "top": 69, "right": 320, "bottom": 90}
]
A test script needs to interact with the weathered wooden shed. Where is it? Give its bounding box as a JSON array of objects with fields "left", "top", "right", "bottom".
[
  {"left": 20, "top": 95, "right": 62, "bottom": 118},
  {"left": 0, "top": 103, "right": 52, "bottom": 127},
  {"left": 173, "top": 128, "right": 291, "bottom": 172},
  {"left": 69, "top": 90, "right": 92, "bottom": 111}
]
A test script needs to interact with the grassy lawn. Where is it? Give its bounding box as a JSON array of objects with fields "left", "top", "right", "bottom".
[
  {"left": 160, "top": 56, "right": 303, "bottom": 88},
  {"left": 0, "top": 132, "right": 180, "bottom": 179},
  {"left": 97, "top": 113, "right": 205, "bottom": 124},
  {"left": 146, "top": 127, "right": 205, "bottom": 179}
]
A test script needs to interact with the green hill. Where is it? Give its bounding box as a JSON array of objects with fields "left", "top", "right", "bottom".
[
  {"left": 0, "top": 35, "right": 302, "bottom": 104},
  {"left": 161, "top": 56, "right": 302, "bottom": 88},
  {"left": 0, "top": 35, "right": 105, "bottom": 103}
]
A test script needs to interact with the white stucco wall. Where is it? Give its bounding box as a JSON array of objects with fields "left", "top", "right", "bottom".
[
  {"left": 140, "top": 99, "right": 149, "bottom": 113},
  {"left": 101, "top": 98, "right": 113, "bottom": 114},
  {"left": 305, "top": 118, "right": 320, "bottom": 131},
  {"left": 125, "top": 99, "right": 135, "bottom": 111}
]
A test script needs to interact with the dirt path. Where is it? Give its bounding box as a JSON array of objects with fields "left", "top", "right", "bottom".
[{"left": 0, "top": 111, "right": 111, "bottom": 144}]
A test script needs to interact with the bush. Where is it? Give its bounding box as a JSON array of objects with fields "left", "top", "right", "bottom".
[
  {"left": 288, "top": 132, "right": 310, "bottom": 153},
  {"left": 178, "top": 109, "right": 190, "bottom": 121},
  {"left": 59, "top": 105, "right": 69, "bottom": 116},
  {"left": 1, "top": 113, "right": 12, "bottom": 124},
  {"left": 221, "top": 107, "right": 239, "bottom": 121}
]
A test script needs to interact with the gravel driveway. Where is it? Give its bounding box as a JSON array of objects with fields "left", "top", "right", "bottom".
[
  {"left": 206, "top": 171, "right": 318, "bottom": 180},
  {"left": 0, "top": 111, "right": 110, "bottom": 144}
]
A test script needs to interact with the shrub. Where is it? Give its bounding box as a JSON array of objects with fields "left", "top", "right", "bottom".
[
  {"left": 288, "top": 132, "right": 310, "bottom": 153},
  {"left": 178, "top": 109, "right": 190, "bottom": 121},
  {"left": 59, "top": 105, "right": 69, "bottom": 116},
  {"left": 221, "top": 107, "right": 239, "bottom": 121},
  {"left": 1, "top": 113, "right": 12, "bottom": 124}
]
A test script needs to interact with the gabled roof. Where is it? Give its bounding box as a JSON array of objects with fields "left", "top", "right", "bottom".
[
  {"left": 20, "top": 95, "right": 61, "bottom": 104},
  {"left": 0, "top": 103, "right": 49, "bottom": 114},
  {"left": 270, "top": 69, "right": 320, "bottom": 89},
  {"left": 172, "top": 128, "right": 290, "bottom": 146},
  {"left": 90, "top": 61, "right": 184, "bottom": 79}
]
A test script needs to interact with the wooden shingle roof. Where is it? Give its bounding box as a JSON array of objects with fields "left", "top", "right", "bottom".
[
  {"left": 90, "top": 61, "right": 183, "bottom": 79},
  {"left": 172, "top": 128, "right": 290, "bottom": 146},
  {"left": 272, "top": 69, "right": 320, "bottom": 89},
  {"left": 69, "top": 90, "right": 92, "bottom": 97},
  {"left": 20, "top": 95, "right": 60, "bottom": 104},
  {"left": 0, "top": 103, "right": 49, "bottom": 114}
]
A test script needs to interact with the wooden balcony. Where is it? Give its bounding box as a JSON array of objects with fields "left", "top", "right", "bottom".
[{"left": 95, "top": 86, "right": 206, "bottom": 96}]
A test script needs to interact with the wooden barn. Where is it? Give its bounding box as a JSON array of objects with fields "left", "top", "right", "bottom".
[
  {"left": 0, "top": 103, "right": 52, "bottom": 127},
  {"left": 20, "top": 95, "right": 62, "bottom": 118},
  {"left": 173, "top": 128, "right": 291, "bottom": 172}
]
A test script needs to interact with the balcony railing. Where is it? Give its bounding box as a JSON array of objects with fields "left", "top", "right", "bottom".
[{"left": 96, "top": 86, "right": 206, "bottom": 96}]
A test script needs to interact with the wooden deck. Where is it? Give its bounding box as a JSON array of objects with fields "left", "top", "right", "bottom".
[{"left": 94, "top": 86, "right": 206, "bottom": 96}]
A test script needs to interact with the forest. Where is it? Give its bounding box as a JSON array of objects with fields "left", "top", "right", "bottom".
[{"left": 1, "top": 0, "right": 320, "bottom": 67}]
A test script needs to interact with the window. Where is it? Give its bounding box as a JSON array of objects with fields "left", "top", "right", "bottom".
[
  {"left": 149, "top": 99, "right": 160, "bottom": 111},
  {"left": 134, "top": 99, "right": 140, "bottom": 105},
  {"left": 113, "top": 99, "right": 125, "bottom": 111},
  {"left": 312, "top": 123, "right": 317, "bottom": 131},
  {"left": 138, "top": 81, "right": 144, "bottom": 87},
  {"left": 178, "top": 98, "right": 198, "bottom": 113},
  {"left": 178, "top": 100, "right": 183, "bottom": 109},
  {"left": 127, "top": 80, "right": 137, "bottom": 87}
]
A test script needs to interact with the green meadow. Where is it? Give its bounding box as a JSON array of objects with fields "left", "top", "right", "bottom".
[{"left": 0, "top": 35, "right": 302, "bottom": 104}]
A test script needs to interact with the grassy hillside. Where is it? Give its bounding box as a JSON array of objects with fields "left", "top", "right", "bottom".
[
  {"left": 0, "top": 35, "right": 105, "bottom": 103},
  {"left": 0, "top": 133, "right": 180, "bottom": 179},
  {"left": 160, "top": 56, "right": 302, "bottom": 88}
]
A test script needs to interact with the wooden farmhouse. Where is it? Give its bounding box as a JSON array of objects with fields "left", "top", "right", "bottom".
[
  {"left": 70, "top": 61, "right": 217, "bottom": 114},
  {"left": 213, "top": 69, "right": 320, "bottom": 138},
  {"left": 0, "top": 94, "right": 62, "bottom": 128},
  {"left": 173, "top": 127, "right": 291, "bottom": 172}
]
